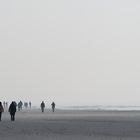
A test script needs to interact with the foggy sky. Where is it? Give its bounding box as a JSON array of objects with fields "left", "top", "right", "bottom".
[{"left": 0, "top": 0, "right": 140, "bottom": 106}]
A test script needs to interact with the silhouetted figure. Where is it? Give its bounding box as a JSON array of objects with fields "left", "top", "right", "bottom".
[
  {"left": 51, "top": 102, "right": 56, "bottom": 112},
  {"left": 18, "top": 102, "right": 20, "bottom": 111},
  {"left": 0, "top": 102, "right": 4, "bottom": 121},
  {"left": 9, "top": 102, "right": 17, "bottom": 121},
  {"left": 19, "top": 101, "right": 23, "bottom": 110},
  {"left": 18, "top": 101, "right": 23, "bottom": 111},
  {"left": 40, "top": 101, "right": 45, "bottom": 113},
  {"left": 29, "top": 102, "right": 31, "bottom": 109}
]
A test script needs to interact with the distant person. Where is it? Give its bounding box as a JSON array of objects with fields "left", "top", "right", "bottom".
[
  {"left": 18, "top": 102, "right": 20, "bottom": 111},
  {"left": 40, "top": 101, "right": 45, "bottom": 113},
  {"left": 0, "top": 102, "right": 4, "bottom": 121},
  {"left": 9, "top": 102, "right": 17, "bottom": 121},
  {"left": 51, "top": 102, "right": 56, "bottom": 112},
  {"left": 29, "top": 102, "right": 31, "bottom": 109},
  {"left": 18, "top": 101, "right": 23, "bottom": 111},
  {"left": 19, "top": 101, "right": 23, "bottom": 110}
]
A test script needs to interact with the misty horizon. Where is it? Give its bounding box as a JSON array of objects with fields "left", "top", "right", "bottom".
[{"left": 0, "top": 0, "right": 140, "bottom": 106}]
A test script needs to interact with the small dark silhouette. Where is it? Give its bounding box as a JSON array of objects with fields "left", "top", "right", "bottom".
[
  {"left": 0, "top": 102, "right": 4, "bottom": 121},
  {"left": 29, "top": 102, "right": 32, "bottom": 109},
  {"left": 51, "top": 102, "right": 56, "bottom": 112},
  {"left": 17, "top": 103, "right": 20, "bottom": 111},
  {"left": 40, "top": 101, "right": 45, "bottom": 113},
  {"left": 18, "top": 101, "right": 23, "bottom": 111},
  {"left": 20, "top": 101, "right": 23, "bottom": 110},
  {"left": 9, "top": 102, "right": 17, "bottom": 121}
]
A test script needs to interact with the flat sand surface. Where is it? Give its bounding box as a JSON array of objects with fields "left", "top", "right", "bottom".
[{"left": 1, "top": 109, "right": 140, "bottom": 140}]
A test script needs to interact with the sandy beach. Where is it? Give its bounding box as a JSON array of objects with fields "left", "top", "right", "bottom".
[{"left": 0, "top": 109, "right": 140, "bottom": 140}]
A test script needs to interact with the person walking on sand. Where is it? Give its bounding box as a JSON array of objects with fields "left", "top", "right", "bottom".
[
  {"left": 40, "top": 101, "right": 45, "bottom": 113},
  {"left": 18, "top": 101, "right": 23, "bottom": 111},
  {"left": 0, "top": 102, "right": 4, "bottom": 121},
  {"left": 29, "top": 102, "right": 31, "bottom": 109},
  {"left": 51, "top": 102, "right": 56, "bottom": 112},
  {"left": 18, "top": 102, "right": 21, "bottom": 111},
  {"left": 19, "top": 101, "right": 23, "bottom": 110},
  {"left": 9, "top": 102, "right": 17, "bottom": 121}
]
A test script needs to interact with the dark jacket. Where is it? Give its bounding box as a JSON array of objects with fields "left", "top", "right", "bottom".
[
  {"left": 9, "top": 102, "right": 16, "bottom": 114},
  {"left": 41, "top": 102, "right": 45, "bottom": 108},
  {"left": 0, "top": 105, "right": 4, "bottom": 113}
]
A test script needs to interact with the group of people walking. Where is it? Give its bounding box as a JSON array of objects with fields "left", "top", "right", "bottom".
[
  {"left": 0, "top": 101, "right": 16, "bottom": 121},
  {"left": 0, "top": 101, "right": 56, "bottom": 122},
  {"left": 40, "top": 101, "right": 55, "bottom": 113},
  {"left": 17, "top": 101, "right": 32, "bottom": 111}
]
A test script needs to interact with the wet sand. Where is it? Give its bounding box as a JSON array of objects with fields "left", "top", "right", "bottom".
[{"left": 0, "top": 109, "right": 140, "bottom": 140}]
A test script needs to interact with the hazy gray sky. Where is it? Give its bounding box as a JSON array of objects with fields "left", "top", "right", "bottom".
[{"left": 0, "top": 0, "right": 140, "bottom": 106}]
